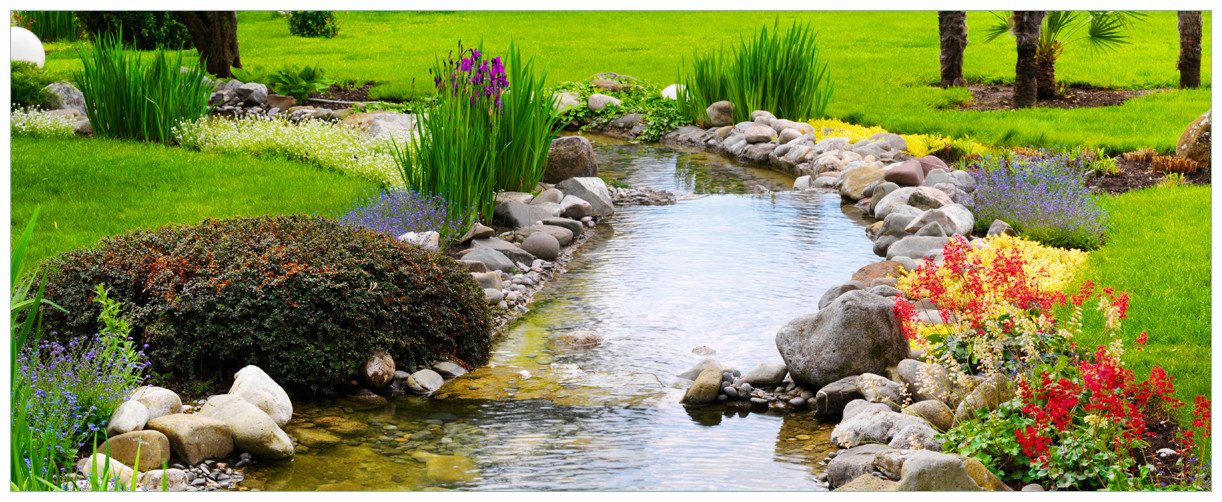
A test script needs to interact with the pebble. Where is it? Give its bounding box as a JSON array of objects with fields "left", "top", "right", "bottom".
[
  {"left": 723, "top": 387, "right": 738, "bottom": 398},
  {"left": 749, "top": 397, "right": 768, "bottom": 406},
  {"left": 789, "top": 397, "right": 806, "bottom": 407}
]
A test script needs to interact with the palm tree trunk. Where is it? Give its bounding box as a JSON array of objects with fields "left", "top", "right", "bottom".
[
  {"left": 1178, "top": 11, "right": 1202, "bottom": 89},
  {"left": 1036, "top": 55, "right": 1057, "bottom": 99},
  {"left": 1012, "top": 11, "right": 1046, "bottom": 108},
  {"left": 177, "top": 12, "right": 242, "bottom": 78},
  {"left": 938, "top": 11, "right": 968, "bottom": 87}
]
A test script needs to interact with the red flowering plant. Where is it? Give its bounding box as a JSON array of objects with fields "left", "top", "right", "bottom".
[{"left": 898, "top": 237, "right": 1211, "bottom": 490}]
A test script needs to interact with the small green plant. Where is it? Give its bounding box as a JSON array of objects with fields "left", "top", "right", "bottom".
[
  {"left": 14, "top": 11, "right": 81, "bottom": 42},
  {"left": 12, "top": 61, "right": 60, "bottom": 110},
  {"left": 265, "top": 65, "right": 336, "bottom": 101},
  {"left": 679, "top": 20, "right": 834, "bottom": 124},
  {"left": 287, "top": 11, "right": 339, "bottom": 38},
  {"left": 551, "top": 78, "right": 691, "bottom": 142},
  {"left": 74, "top": 34, "right": 211, "bottom": 142}
]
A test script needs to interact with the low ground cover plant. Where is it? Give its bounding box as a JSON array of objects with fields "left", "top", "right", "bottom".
[
  {"left": 173, "top": 115, "right": 401, "bottom": 186},
  {"left": 11, "top": 108, "right": 76, "bottom": 138},
  {"left": 37, "top": 215, "right": 493, "bottom": 396},
  {"left": 12, "top": 61, "right": 61, "bottom": 110},
  {"left": 971, "top": 149, "right": 1108, "bottom": 249},
  {"left": 680, "top": 21, "right": 833, "bottom": 124},
  {"left": 265, "top": 65, "right": 336, "bottom": 101},
  {"left": 551, "top": 78, "right": 689, "bottom": 142},
  {"left": 75, "top": 34, "right": 211, "bottom": 143},
  {"left": 895, "top": 236, "right": 1210, "bottom": 490},
  {"left": 394, "top": 43, "right": 559, "bottom": 239}
]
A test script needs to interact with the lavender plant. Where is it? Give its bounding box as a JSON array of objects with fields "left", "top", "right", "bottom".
[
  {"left": 972, "top": 150, "right": 1107, "bottom": 250},
  {"left": 340, "top": 189, "right": 462, "bottom": 243}
]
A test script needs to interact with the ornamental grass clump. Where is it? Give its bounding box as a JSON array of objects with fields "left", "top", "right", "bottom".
[
  {"left": 971, "top": 150, "right": 1107, "bottom": 250},
  {"left": 393, "top": 42, "right": 559, "bottom": 236},
  {"left": 680, "top": 21, "right": 833, "bottom": 124},
  {"left": 341, "top": 189, "right": 463, "bottom": 243},
  {"left": 75, "top": 33, "right": 211, "bottom": 143}
]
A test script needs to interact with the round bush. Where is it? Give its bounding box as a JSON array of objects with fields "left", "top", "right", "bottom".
[
  {"left": 40, "top": 215, "right": 493, "bottom": 396},
  {"left": 11, "top": 61, "right": 59, "bottom": 109},
  {"left": 287, "top": 11, "right": 339, "bottom": 39}
]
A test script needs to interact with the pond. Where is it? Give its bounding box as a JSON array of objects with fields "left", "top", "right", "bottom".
[{"left": 242, "top": 137, "right": 880, "bottom": 491}]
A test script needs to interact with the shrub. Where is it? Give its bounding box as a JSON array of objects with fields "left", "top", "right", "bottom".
[
  {"left": 265, "top": 65, "right": 335, "bottom": 101},
  {"left": 76, "top": 11, "right": 192, "bottom": 50},
  {"left": 12, "top": 61, "right": 60, "bottom": 110},
  {"left": 393, "top": 43, "right": 559, "bottom": 236},
  {"left": 550, "top": 78, "right": 691, "bottom": 142},
  {"left": 341, "top": 189, "right": 463, "bottom": 243},
  {"left": 971, "top": 150, "right": 1107, "bottom": 249},
  {"left": 10, "top": 108, "right": 76, "bottom": 139},
  {"left": 680, "top": 21, "right": 833, "bottom": 124},
  {"left": 75, "top": 34, "right": 211, "bottom": 143},
  {"left": 287, "top": 11, "right": 339, "bottom": 38},
  {"left": 173, "top": 115, "right": 401, "bottom": 186},
  {"left": 38, "top": 215, "right": 493, "bottom": 396},
  {"left": 14, "top": 11, "right": 81, "bottom": 42}
]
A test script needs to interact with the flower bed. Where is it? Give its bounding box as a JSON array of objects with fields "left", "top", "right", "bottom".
[{"left": 11, "top": 108, "right": 77, "bottom": 138}]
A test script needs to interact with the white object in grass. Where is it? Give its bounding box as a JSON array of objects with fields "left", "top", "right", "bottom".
[
  {"left": 661, "top": 84, "right": 686, "bottom": 100},
  {"left": 11, "top": 27, "right": 45, "bottom": 67}
]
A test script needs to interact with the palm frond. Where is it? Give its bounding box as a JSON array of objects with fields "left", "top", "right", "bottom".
[{"left": 980, "top": 11, "right": 1014, "bottom": 43}]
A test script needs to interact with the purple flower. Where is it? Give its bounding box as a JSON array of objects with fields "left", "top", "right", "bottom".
[
  {"left": 971, "top": 150, "right": 1107, "bottom": 249},
  {"left": 340, "top": 189, "right": 461, "bottom": 240}
]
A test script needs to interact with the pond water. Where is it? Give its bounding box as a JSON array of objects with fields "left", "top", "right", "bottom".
[{"left": 243, "top": 137, "right": 880, "bottom": 491}]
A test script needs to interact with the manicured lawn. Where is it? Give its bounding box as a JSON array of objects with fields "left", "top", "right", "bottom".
[
  {"left": 40, "top": 10, "right": 1213, "bottom": 153},
  {"left": 1068, "top": 184, "right": 1211, "bottom": 418},
  {"left": 10, "top": 137, "right": 378, "bottom": 268}
]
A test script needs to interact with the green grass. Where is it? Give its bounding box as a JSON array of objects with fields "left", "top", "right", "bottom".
[
  {"left": 10, "top": 137, "right": 377, "bottom": 267},
  {"left": 41, "top": 11, "right": 1211, "bottom": 152},
  {"left": 1068, "top": 184, "right": 1211, "bottom": 420}
]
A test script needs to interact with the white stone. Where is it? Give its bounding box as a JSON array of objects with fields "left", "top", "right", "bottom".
[
  {"left": 11, "top": 27, "right": 45, "bottom": 67},
  {"left": 229, "top": 365, "right": 293, "bottom": 427}
]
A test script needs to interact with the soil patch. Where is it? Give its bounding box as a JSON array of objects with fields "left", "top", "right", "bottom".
[
  {"left": 1086, "top": 158, "right": 1210, "bottom": 194},
  {"left": 957, "top": 83, "right": 1162, "bottom": 111}
]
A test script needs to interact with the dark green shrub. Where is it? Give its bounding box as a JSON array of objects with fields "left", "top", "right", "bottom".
[
  {"left": 287, "top": 11, "right": 339, "bottom": 38},
  {"left": 76, "top": 11, "right": 192, "bottom": 50},
  {"left": 14, "top": 11, "right": 81, "bottom": 42},
  {"left": 74, "top": 34, "right": 212, "bottom": 143},
  {"left": 11, "top": 61, "right": 60, "bottom": 109},
  {"left": 39, "top": 215, "right": 494, "bottom": 396}
]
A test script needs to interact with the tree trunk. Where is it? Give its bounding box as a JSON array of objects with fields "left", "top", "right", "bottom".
[
  {"left": 177, "top": 12, "right": 241, "bottom": 78},
  {"left": 938, "top": 11, "right": 968, "bottom": 88},
  {"left": 1178, "top": 11, "right": 1202, "bottom": 89},
  {"left": 1012, "top": 11, "right": 1045, "bottom": 109},
  {"left": 1036, "top": 54, "right": 1057, "bottom": 99}
]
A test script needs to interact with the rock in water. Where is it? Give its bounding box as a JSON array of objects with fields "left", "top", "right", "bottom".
[
  {"left": 544, "top": 136, "right": 598, "bottom": 183},
  {"left": 776, "top": 290, "right": 908, "bottom": 389},
  {"left": 229, "top": 365, "right": 293, "bottom": 427},
  {"left": 740, "top": 363, "right": 788, "bottom": 387},
  {"left": 556, "top": 177, "right": 615, "bottom": 217},
  {"left": 362, "top": 351, "right": 396, "bottom": 388},
  {"left": 198, "top": 394, "right": 294, "bottom": 460},
  {"left": 681, "top": 368, "right": 723, "bottom": 405},
  {"left": 407, "top": 369, "right": 445, "bottom": 395}
]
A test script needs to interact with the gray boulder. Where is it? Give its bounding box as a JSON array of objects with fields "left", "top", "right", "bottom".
[
  {"left": 198, "top": 395, "right": 293, "bottom": 460},
  {"left": 827, "top": 443, "right": 892, "bottom": 489},
  {"left": 888, "top": 423, "right": 943, "bottom": 451},
  {"left": 896, "top": 359, "right": 960, "bottom": 406},
  {"left": 813, "top": 375, "right": 864, "bottom": 416},
  {"left": 556, "top": 177, "right": 614, "bottom": 217},
  {"left": 706, "top": 101, "right": 734, "bottom": 127},
  {"left": 830, "top": 405, "right": 930, "bottom": 448},
  {"left": 433, "top": 361, "right": 468, "bottom": 379},
  {"left": 520, "top": 232, "right": 561, "bottom": 261},
  {"left": 856, "top": 373, "right": 906, "bottom": 407},
  {"left": 987, "top": 219, "right": 1017, "bottom": 237},
  {"left": 493, "top": 200, "right": 554, "bottom": 229},
  {"left": 407, "top": 369, "right": 445, "bottom": 395},
  {"left": 818, "top": 282, "right": 865, "bottom": 310},
  {"left": 587, "top": 93, "right": 621, "bottom": 111},
  {"left": 145, "top": 414, "right": 234, "bottom": 465},
  {"left": 229, "top": 365, "right": 293, "bottom": 427},
  {"left": 905, "top": 205, "right": 974, "bottom": 236},
  {"left": 235, "top": 83, "right": 269, "bottom": 106},
  {"left": 130, "top": 386, "right": 182, "bottom": 421},
  {"left": 531, "top": 188, "right": 564, "bottom": 205},
  {"left": 544, "top": 136, "right": 598, "bottom": 183},
  {"left": 677, "top": 357, "right": 722, "bottom": 380},
  {"left": 895, "top": 450, "right": 983, "bottom": 491},
  {"left": 471, "top": 238, "right": 536, "bottom": 265},
  {"left": 462, "top": 247, "right": 515, "bottom": 273},
  {"left": 543, "top": 217, "right": 584, "bottom": 236},
  {"left": 886, "top": 236, "right": 951, "bottom": 261},
  {"left": 743, "top": 125, "right": 776, "bottom": 144},
  {"left": 740, "top": 363, "right": 788, "bottom": 387},
  {"left": 776, "top": 291, "right": 908, "bottom": 389},
  {"left": 44, "top": 81, "right": 85, "bottom": 114},
  {"left": 559, "top": 195, "right": 594, "bottom": 219}
]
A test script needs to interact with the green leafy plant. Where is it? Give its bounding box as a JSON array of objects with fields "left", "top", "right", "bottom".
[
  {"left": 75, "top": 11, "right": 192, "bottom": 50},
  {"left": 679, "top": 20, "right": 834, "bottom": 124},
  {"left": 265, "top": 65, "right": 336, "bottom": 101},
  {"left": 38, "top": 215, "right": 493, "bottom": 396},
  {"left": 14, "top": 11, "right": 81, "bottom": 42},
  {"left": 550, "top": 78, "right": 691, "bottom": 142},
  {"left": 12, "top": 61, "right": 60, "bottom": 109},
  {"left": 287, "top": 11, "right": 339, "bottom": 38},
  {"left": 74, "top": 34, "right": 211, "bottom": 142}
]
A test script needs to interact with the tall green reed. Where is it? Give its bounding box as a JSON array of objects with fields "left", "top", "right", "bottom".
[
  {"left": 680, "top": 21, "right": 834, "bottom": 124},
  {"left": 74, "top": 33, "right": 212, "bottom": 143},
  {"left": 391, "top": 42, "right": 559, "bottom": 241},
  {"left": 17, "top": 11, "right": 81, "bottom": 42}
]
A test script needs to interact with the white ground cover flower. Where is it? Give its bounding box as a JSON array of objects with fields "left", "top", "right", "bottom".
[
  {"left": 174, "top": 115, "right": 404, "bottom": 187},
  {"left": 11, "top": 108, "right": 76, "bottom": 138}
]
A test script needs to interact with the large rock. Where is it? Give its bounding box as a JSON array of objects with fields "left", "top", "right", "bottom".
[
  {"left": 235, "top": 82, "right": 269, "bottom": 106},
  {"left": 559, "top": 195, "right": 594, "bottom": 219},
  {"left": 433, "top": 361, "right": 468, "bottom": 378},
  {"left": 544, "top": 136, "right": 598, "bottom": 183},
  {"left": 827, "top": 443, "right": 892, "bottom": 488},
  {"left": 888, "top": 423, "right": 943, "bottom": 450},
  {"left": 493, "top": 200, "right": 555, "bottom": 229},
  {"left": 520, "top": 232, "right": 561, "bottom": 260},
  {"left": 776, "top": 290, "right": 909, "bottom": 389},
  {"left": 130, "top": 386, "right": 182, "bottom": 421},
  {"left": 706, "top": 101, "right": 734, "bottom": 127},
  {"left": 818, "top": 282, "right": 864, "bottom": 310},
  {"left": 77, "top": 454, "right": 135, "bottom": 486},
  {"left": 198, "top": 395, "right": 294, "bottom": 460},
  {"left": 953, "top": 374, "right": 1014, "bottom": 424},
  {"left": 138, "top": 468, "right": 190, "bottom": 491},
  {"left": 840, "top": 166, "right": 885, "bottom": 201},
  {"left": 740, "top": 363, "right": 788, "bottom": 387},
  {"left": 99, "top": 430, "right": 171, "bottom": 471},
  {"left": 543, "top": 217, "right": 584, "bottom": 236},
  {"left": 471, "top": 238, "right": 536, "bottom": 265},
  {"left": 230, "top": 365, "right": 293, "bottom": 427},
  {"left": 107, "top": 400, "right": 150, "bottom": 437},
  {"left": 896, "top": 359, "right": 960, "bottom": 406},
  {"left": 553, "top": 91, "right": 584, "bottom": 112},
  {"left": 743, "top": 125, "right": 777, "bottom": 144},
  {"left": 462, "top": 247, "right": 515, "bottom": 273},
  {"left": 886, "top": 236, "right": 950, "bottom": 261},
  {"left": 407, "top": 369, "right": 445, "bottom": 395},
  {"left": 837, "top": 474, "right": 899, "bottom": 491},
  {"left": 904, "top": 399, "right": 955, "bottom": 432},
  {"left": 44, "top": 81, "right": 86, "bottom": 114},
  {"left": 856, "top": 373, "right": 906, "bottom": 407},
  {"left": 915, "top": 155, "right": 949, "bottom": 175},
  {"left": 681, "top": 368, "right": 724, "bottom": 405},
  {"left": 813, "top": 375, "right": 863, "bottom": 416},
  {"left": 874, "top": 187, "right": 953, "bottom": 219},
  {"left": 831, "top": 406, "right": 930, "bottom": 448},
  {"left": 885, "top": 159, "right": 925, "bottom": 187},
  {"left": 556, "top": 177, "right": 614, "bottom": 217},
  {"left": 1176, "top": 110, "right": 1211, "bottom": 166},
  {"left": 532, "top": 188, "right": 565, "bottom": 205},
  {"left": 145, "top": 414, "right": 234, "bottom": 465},
  {"left": 905, "top": 205, "right": 974, "bottom": 237},
  {"left": 362, "top": 351, "right": 396, "bottom": 389},
  {"left": 852, "top": 261, "right": 905, "bottom": 284},
  {"left": 895, "top": 450, "right": 983, "bottom": 491},
  {"left": 587, "top": 93, "right": 622, "bottom": 111}
]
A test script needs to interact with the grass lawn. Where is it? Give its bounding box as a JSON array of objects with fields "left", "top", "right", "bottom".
[
  {"left": 39, "top": 10, "right": 1212, "bottom": 153},
  {"left": 10, "top": 137, "right": 378, "bottom": 268},
  {"left": 1068, "top": 184, "right": 1211, "bottom": 418}
]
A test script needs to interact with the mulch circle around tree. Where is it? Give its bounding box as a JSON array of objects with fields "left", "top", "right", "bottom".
[
  {"left": 956, "top": 83, "right": 1163, "bottom": 111},
  {"left": 1086, "top": 158, "right": 1211, "bottom": 194}
]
